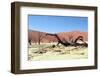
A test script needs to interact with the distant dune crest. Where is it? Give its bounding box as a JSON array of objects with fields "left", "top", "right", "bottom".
[{"left": 28, "top": 30, "right": 88, "bottom": 43}]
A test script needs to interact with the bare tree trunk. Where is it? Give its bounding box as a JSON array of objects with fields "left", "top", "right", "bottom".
[
  {"left": 38, "top": 39, "right": 40, "bottom": 45},
  {"left": 28, "top": 39, "right": 31, "bottom": 45}
]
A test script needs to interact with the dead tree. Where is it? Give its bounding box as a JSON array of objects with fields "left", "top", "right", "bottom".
[
  {"left": 46, "top": 33, "right": 88, "bottom": 47},
  {"left": 73, "top": 36, "right": 88, "bottom": 47},
  {"left": 38, "top": 32, "right": 46, "bottom": 45},
  {"left": 28, "top": 38, "right": 31, "bottom": 45}
]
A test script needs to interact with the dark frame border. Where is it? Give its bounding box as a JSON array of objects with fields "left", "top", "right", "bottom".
[{"left": 11, "top": 1, "right": 98, "bottom": 74}]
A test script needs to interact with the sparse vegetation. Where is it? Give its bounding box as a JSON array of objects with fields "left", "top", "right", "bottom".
[{"left": 28, "top": 43, "right": 88, "bottom": 61}]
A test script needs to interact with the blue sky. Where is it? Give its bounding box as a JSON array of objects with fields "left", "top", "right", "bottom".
[{"left": 28, "top": 15, "right": 88, "bottom": 33}]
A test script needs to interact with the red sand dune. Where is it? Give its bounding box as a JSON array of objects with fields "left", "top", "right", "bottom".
[{"left": 28, "top": 30, "right": 88, "bottom": 43}]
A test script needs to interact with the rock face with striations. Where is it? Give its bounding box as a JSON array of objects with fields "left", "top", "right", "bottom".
[{"left": 28, "top": 30, "right": 88, "bottom": 43}]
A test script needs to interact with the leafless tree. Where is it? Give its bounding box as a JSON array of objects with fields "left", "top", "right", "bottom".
[
  {"left": 38, "top": 32, "right": 46, "bottom": 45},
  {"left": 28, "top": 38, "right": 32, "bottom": 45},
  {"left": 46, "top": 33, "right": 88, "bottom": 47}
]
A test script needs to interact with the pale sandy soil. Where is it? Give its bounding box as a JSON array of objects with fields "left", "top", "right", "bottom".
[{"left": 28, "top": 43, "right": 88, "bottom": 61}]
